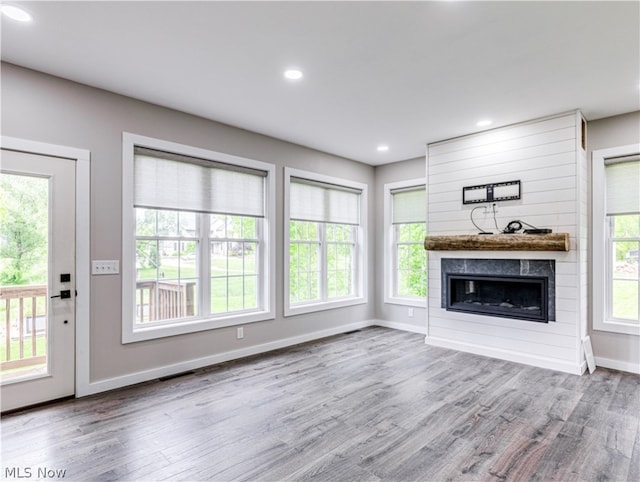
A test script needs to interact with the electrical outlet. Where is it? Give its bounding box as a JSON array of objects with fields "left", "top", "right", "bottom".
[
  {"left": 92, "top": 260, "right": 119, "bottom": 275},
  {"left": 237, "top": 327, "right": 244, "bottom": 339},
  {"left": 408, "top": 307, "right": 414, "bottom": 318}
]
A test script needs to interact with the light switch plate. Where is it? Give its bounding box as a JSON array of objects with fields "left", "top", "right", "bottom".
[{"left": 92, "top": 260, "right": 119, "bottom": 275}]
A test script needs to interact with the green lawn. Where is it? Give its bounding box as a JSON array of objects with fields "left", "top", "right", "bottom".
[
  {"left": 612, "top": 279, "right": 639, "bottom": 320},
  {"left": 136, "top": 255, "right": 257, "bottom": 321},
  {"left": 211, "top": 275, "right": 257, "bottom": 313},
  {"left": 0, "top": 335, "right": 47, "bottom": 362},
  {"left": 138, "top": 255, "right": 252, "bottom": 280}
]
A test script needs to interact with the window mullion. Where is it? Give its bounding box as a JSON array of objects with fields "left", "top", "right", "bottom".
[
  {"left": 352, "top": 226, "right": 358, "bottom": 296},
  {"left": 242, "top": 236, "right": 246, "bottom": 311},
  {"left": 320, "top": 223, "right": 328, "bottom": 301},
  {"left": 393, "top": 224, "right": 399, "bottom": 298},
  {"left": 257, "top": 218, "right": 264, "bottom": 310},
  {"left": 200, "top": 213, "right": 211, "bottom": 316},
  {"left": 605, "top": 216, "right": 615, "bottom": 320},
  {"left": 153, "top": 239, "right": 160, "bottom": 322}
]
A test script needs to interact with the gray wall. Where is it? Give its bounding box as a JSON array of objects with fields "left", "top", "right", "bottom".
[
  {"left": 586, "top": 111, "right": 640, "bottom": 369},
  {"left": 1, "top": 62, "right": 376, "bottom": 383},
  {"left": 373, "top": 157, "right": 426, "bottom": 331}
]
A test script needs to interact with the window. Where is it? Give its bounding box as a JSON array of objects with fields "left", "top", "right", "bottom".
[
  {"left": 592, "top": 144, "right": 640, "bottom": 335},
  {"left": 284, "top": 168, "right": 367, "bottom": 316},
  {"left": 209, "top": 214, "right": 260, "bottom": 314},
  {"left": 122, "top": 134, "right": 275, "bottom": 342},
  {"left": 135, "top": 209, "right": 199, "bottom": 322},
  {"left": 384, "top": 179, "right": 427, "bottom": 306}
]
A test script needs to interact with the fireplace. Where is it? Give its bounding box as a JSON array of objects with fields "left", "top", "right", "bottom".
[
  {"left": 446, "top": 274, "right": 548, "bottom": 322},
  {"left": 441, "top": 258, "right": 555, "bottom": 322}
]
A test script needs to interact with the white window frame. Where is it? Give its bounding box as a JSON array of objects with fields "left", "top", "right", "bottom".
[
  {"left": 122, "top": 133, "right": 275, "bottom": 343},
  {"left": 383, "top": 178, "right": 427, "bottom": 307},
  {"left": 592, "top": 143, "right": 640, "bottom": 336},
  {"left": 284, "top": 167, "right": 367, "bottom": 317}
]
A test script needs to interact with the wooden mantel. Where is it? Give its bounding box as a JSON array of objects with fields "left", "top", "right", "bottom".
[{"left": 424, "top": 233, "right": 570, "bottom": 252}]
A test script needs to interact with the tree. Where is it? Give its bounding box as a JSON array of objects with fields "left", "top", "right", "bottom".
[
  {"left": 397, "top": 223, "right": 427, "bottom": 298},
  {"left": 0, "top": 174, "right": 48, "bottom": 285}
]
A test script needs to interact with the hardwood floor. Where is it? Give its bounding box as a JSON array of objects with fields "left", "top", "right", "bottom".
[{"left": 2, "top": 327, "right": 639, "bottom": 481}]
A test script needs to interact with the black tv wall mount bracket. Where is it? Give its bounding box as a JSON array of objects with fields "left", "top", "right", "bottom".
[{"left": 462, "top": 180, "right": 521, "bottom": 205}]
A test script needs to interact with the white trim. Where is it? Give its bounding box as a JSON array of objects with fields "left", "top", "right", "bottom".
[
  {"left": 574, "top": 112, "right": 588, "bottom": 372},
  {"left": 121, "top": 133, "right": 276, "bottom": 343},
  {"left": 424, "top": 146, "right": 431, "bottom": 338},
  {"left": 427, "top": 110, "right": 583, "bottom": 149},
  {"left": 286, "top": 297, "right": 367, "bottom": 317},
  {"left": 284, "top": 167, "right": 368, "bottom": 317},
  {"left": 384, "top": 298, "right": 428, "bottom": 309},
  {"left": 75, "top": 153, "right": 91, "bottom": 397},
  {"left": 594, "top": 356, "right": 640, "bottom": 375},
  {"left": 0, "top": 137, "right": 90, "bottom": 162},
  {"left": 374, "top": 319, "right": 427, "bottom": 335},
  {"left": 592, "top": 143, "right": 640, "bottom": 336},
  {"left": 383, "top": 178, "right": 427, "bottom": 308},
  {"left": 424, "top": 335, "right": 585, "bottom": 375},
  {"left": 0, "top": 136, "right": 92, "bottom": 398}
]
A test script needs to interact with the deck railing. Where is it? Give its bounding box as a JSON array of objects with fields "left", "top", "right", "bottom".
[
  {"left": 0, "top": 284, "right": 48, "bottom": 373},
  {"left": 136, "top": 280, "right": 196, "bottom": 323},
  {"left": 1, "top": 281, "right": 196, "bottom": 376}
]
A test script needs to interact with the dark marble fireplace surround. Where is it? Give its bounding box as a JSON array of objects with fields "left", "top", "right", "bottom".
[{"left": 441, "top": 258, "right": 556, "bottom": 322}]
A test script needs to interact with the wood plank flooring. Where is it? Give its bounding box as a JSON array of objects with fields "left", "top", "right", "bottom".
[{"left": 2, "top": 327, "right": 639, "bottom": 481}]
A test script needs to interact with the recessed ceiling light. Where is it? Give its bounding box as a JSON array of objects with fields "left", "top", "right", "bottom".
[
  {"left": 377, "top": 145, "right": 389, "bottom": 152},
  {"left": 1, "top": 5, "right": 33, "bottom": 22},
  {"left": 284, "top": 69, "right": 303, "bottom": 80},
  {"left": 476, "top": 119, "right": 492, "bottom": 127}
]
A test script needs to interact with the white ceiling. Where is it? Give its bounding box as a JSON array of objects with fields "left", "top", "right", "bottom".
[{"left": 2, "top": 1, "right": 639, "bottom": 165}]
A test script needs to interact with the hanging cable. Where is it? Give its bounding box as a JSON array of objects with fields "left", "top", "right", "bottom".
[
  {"left": 492, "top": 203, "right": 500, "bottom": 232},
  {"left": 471, "top": 206, "right": 492, "bottom": 234}
]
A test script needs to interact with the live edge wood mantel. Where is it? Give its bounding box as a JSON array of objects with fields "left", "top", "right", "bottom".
[{"left": 423, "top": 233, "right": 570, "bottom": 252}]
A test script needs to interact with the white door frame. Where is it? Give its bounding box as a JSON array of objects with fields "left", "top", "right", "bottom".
[{"left": 1, "top": 136, "right": 91, "bottom": 398}]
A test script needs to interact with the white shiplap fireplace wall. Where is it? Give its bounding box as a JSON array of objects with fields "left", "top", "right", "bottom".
[{"left": 425, "top": 111, "right": 588, "bottom": 374}]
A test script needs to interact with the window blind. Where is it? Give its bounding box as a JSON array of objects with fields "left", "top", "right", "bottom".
[
  {"left": 391, "top": 186, "right": 426, "bottom": 224},
  {"left": 290, "top": 177, "right": 361, "bottom": 225},
  {"left": 134, "top": 148, "right": 266, "bottom": 217},
  {"left": 605, "top": 157, "right": 640, "bottom": 216}
]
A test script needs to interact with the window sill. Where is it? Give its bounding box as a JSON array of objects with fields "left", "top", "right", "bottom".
[
  {"left": 384, "top": 297, "right": 426, "bottom": 308},
  {"left": 593, "top": 318, "right": 640, "bottom": 336},
  {"left": 285, "top": 297, "right": 366, "bottom": 317},
  {"left": 122, "top": 310, "right": 275, "bottom": 343}
]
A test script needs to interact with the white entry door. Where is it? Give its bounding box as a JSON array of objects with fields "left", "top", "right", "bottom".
[{"left": 1, "top": 149, "right": 76, "bottom": 412}]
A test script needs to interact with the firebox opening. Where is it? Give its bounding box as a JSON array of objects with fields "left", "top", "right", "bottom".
[{"left": 446, "top": 274, "right": 548, "bottom": 323}]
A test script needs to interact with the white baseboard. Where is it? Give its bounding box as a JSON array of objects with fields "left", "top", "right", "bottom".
[
  {"left": 595, "top": 356, "right": 640, "bottom": 374},
  {"left": 424, "top": 335, "right": 584, "bottom": 375},
  {"left": 78, "top": 320, "right": 375, "bottom": 397},
  {"left": 373, "top": 319, "right": 427, "bottom": 335}
]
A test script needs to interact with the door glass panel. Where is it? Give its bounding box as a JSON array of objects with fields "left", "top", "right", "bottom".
[{"left": 0, "top": 173, "right": 49, "bottom": 382}]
